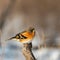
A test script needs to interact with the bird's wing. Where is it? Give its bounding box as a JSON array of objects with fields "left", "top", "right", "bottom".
[
  {"left": 20, "top": 31, "right": 28, "bottom": 39},
  {"left": 20, "top": 34, "right": 27, "bottom": 39}
]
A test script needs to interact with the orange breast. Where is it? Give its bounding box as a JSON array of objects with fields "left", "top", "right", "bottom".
[{"left": 20, "top": 32, "right": 35, "bottom": 43}]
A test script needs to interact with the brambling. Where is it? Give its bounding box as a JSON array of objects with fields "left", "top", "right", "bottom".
[{"left": 7, "top": 27, "right": 35, "bottom": 43}]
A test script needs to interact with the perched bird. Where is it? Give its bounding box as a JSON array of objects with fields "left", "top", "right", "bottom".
[{"left": 7, "top": 27, "right": 35, "bottom": 43}]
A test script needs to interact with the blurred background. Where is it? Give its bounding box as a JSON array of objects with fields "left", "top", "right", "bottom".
[{"left": 0, "top": 0, "right": 60, "bottom": 60}]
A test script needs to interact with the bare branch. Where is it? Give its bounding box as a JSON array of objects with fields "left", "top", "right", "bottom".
[{"left": 22, "top": 43, "right": 36, "bottom": 60}]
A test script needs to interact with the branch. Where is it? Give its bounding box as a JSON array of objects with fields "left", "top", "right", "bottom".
[{"left": 22, "top": 42, "right": 36, "bottom": 60}]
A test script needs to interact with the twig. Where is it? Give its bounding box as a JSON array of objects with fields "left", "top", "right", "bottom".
[{"left": 22, "top": 42, "right": 36, "bottom": 60}]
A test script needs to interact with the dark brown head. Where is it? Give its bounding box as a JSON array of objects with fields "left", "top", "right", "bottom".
[{"left": 28, "top": 27, "right": 35, "bottom": 33}]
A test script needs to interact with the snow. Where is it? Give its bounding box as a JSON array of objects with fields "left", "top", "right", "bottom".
[{"left": 0, "top": 45, "right": 60, "bottom": 60}]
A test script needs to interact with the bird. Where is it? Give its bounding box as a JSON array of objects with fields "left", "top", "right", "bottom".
[{"left": 7, "top": 27, "right": 35, "bottom": 43}]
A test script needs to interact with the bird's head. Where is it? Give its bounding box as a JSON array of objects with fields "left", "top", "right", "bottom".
[{"left": 28, "top": 27, "right": 35, "bottom": 33}]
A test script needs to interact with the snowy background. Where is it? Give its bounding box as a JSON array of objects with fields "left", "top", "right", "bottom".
[{"left": 0, "top": 0, "right": 60, "bottom": 60}]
